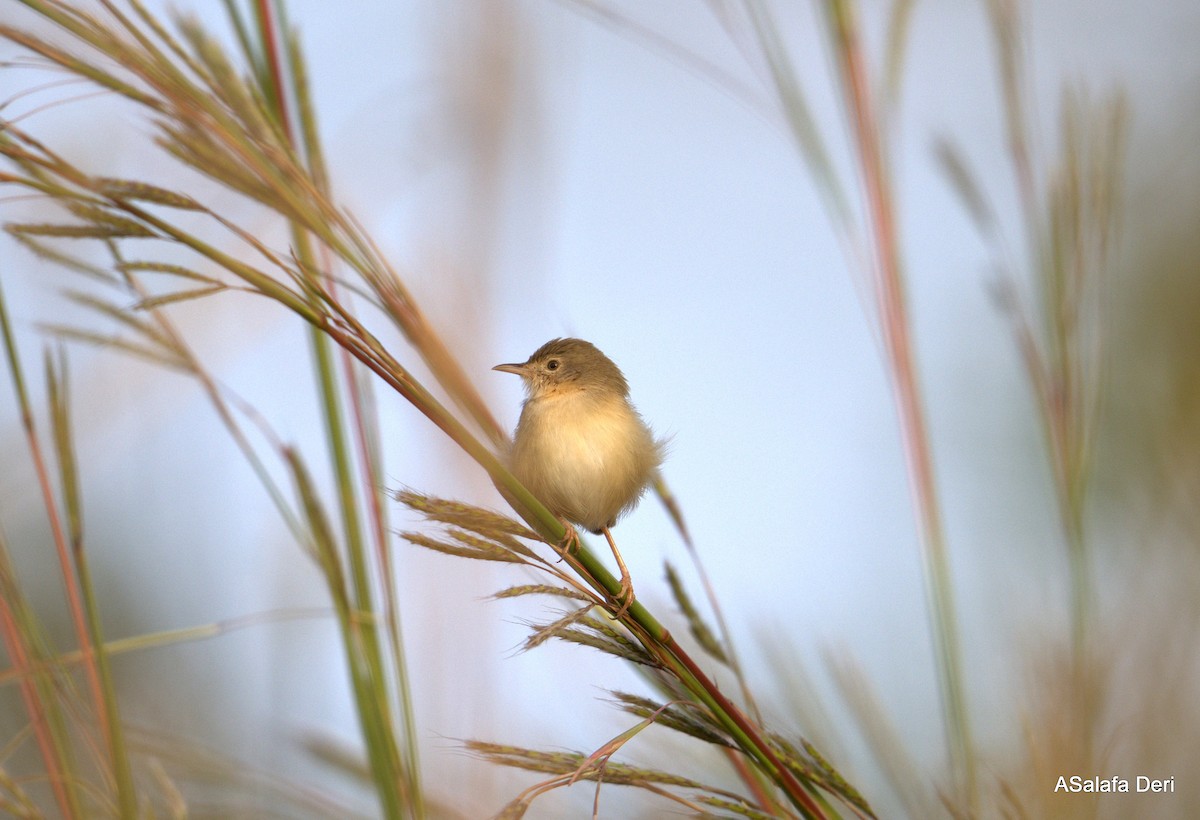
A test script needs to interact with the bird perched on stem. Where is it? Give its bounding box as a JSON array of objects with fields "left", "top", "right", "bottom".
[{"left": 494, "top": 338, "right": 664, "bottom": 615}]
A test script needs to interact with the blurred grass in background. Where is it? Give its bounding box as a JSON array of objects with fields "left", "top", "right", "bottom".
[{"left": 1, "top": 1, "right": 1198, "bottom": 818}]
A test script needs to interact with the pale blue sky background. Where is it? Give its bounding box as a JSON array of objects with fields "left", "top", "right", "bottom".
[{"left": 2, "top": 1, "right": 1198, "bottom": 816}]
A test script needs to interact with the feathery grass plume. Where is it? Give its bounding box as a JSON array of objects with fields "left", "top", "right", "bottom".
[
  {"left": 553, "top": 614, "right": 663, "bottom": 668},
  {"left": 571, "top": 1, "right": 977, "bottom": 807},
  {"left": 395, "top": 489, "right": 544, "bottom": 557},
  {"left": 609, "top": 691, "right": 735, "bottom": 748},
  {"left": 492, "top": 584, "right": 593, "bottom": 602},
  {"left": 127, "top": 725, "right": 370, "bottom": 819},
  {"left": 720, "top": 0, "right": 988, "bottom": 807},
  {"left": 397, "top": 493, "right": 842, "bottom": 815},
  {"left": 466, "top": 740, "right": 710, "bottom": 788},
  {"left": 466, "top": 739, "right": 810, "bottom": 819},
  {"left": 397, "top": 491, "right": 564, "bottom": 577},
  {"left": 92, "top": 177, "right": 205, "bottom": 209},
  {"left": 115, "top": 260, "right": 223, "bottom": 284},
  {"left": 933, "top": 138, "right": 1000, "bottom": 248},
  {"left": 7, "top": 231, "right": 117, "bottom": 281},
  {"left": 3, "top": 4, "right": 425, "bottom": 816},
  {"left": 400, "top": 530, "right": 528, "bottom": 564},
  {"left": 1, "top": 250, "right": 108, "bottom": 818},
  {"left": 44, "top": 347, "right": 138, "bottom": 816},
  {"left": 0, "top": 532, "right": 83, "bottom": 818},
  {"left": 824, "top": 652, "right": 939, "bottom": 819},
  {"left": 520, "top": 606, "right": 599, "bottom": 652},
  {"left": 5, "top": 211, "right": 417, "bottom": 816},
  {"left": 696, "top": 796, "right": 780, "bottom": 819},
  {"left": 5, "top": 220, "right": 155, "bottom": 239},
  {"left": 28, "top": 238, "right": 330, "bottom": 551},
  {"left": 938, "top": 0, "right": 1129, "bottom": 782},
  {"left": 127, "top": 283, "right": 229, "bottom": 311},
  {"left": 0, "top": 608, "right": 332, "bottom": 690},
  {"left": 770, "top": 733, "right": 873, "bottom": 819},
  {"left": 397, "top": 492, "right": 669, "bottom": 661},
  {"left": 50, "top": 287, "right": 188, "bottom": 367},
  {"left": 665, "top": 561, "right": 728, "bottom": 663},
  {"left": 826, "top": 1, "right": 976, "bottom": 807}
]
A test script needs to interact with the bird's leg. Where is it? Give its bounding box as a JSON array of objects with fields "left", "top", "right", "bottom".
[{"left": 601, "top": 527, "right": 635, "bottom": 618}]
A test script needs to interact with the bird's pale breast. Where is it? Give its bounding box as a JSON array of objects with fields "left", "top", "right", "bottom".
[{"left": 510, "top": 390, "right": 660, "bottom": 532}]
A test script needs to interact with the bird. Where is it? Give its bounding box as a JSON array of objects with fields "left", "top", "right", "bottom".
[{"left": 494, "top": 338, "right": 664, "bottom": 614}]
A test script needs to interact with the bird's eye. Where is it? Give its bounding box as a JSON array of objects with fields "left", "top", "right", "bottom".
[{"left": 546, "top": 359, "right": 560, "bottom": 371}]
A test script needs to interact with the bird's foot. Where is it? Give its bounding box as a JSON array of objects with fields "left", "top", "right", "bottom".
[
  {"left": 610, "top": 570, "right": 635, "bottom": 619},
  {"left": 552, "top": 519, "right": 580, "bottom": 563},
  {"left": 599, "top": 526, "right": 636, "bottom": 618}
]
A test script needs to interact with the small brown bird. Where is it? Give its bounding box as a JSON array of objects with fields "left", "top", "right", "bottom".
[{"left": 494, "top": 338, "right": 664, "bottom": 612}]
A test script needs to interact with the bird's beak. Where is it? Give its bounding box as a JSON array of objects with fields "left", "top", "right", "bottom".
[{"left": 492, "top": 362, "right": 528, "bottom": 377}]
